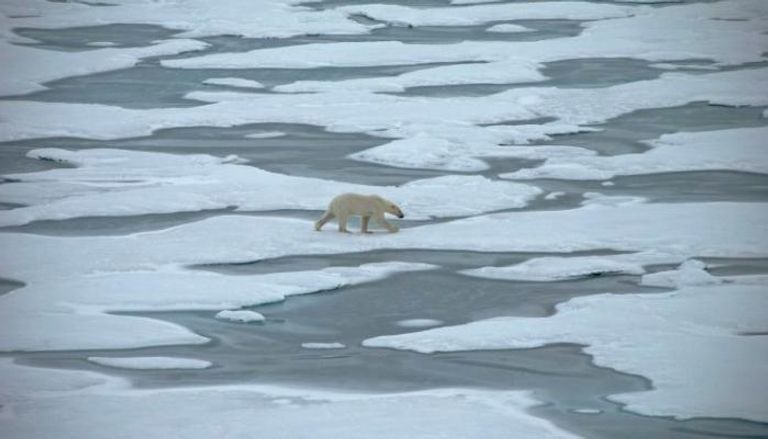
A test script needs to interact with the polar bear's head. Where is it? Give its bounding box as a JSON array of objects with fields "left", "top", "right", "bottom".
[{"left": 382, "top": 198, "right": 404, "bottom": 218}]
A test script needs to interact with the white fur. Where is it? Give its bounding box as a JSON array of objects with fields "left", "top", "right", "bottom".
[{"left": 315, "top": 193, "right": 404, "bottom": 233}]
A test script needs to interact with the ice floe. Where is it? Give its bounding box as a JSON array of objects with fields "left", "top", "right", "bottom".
[
  {"left": 2, "top": 0, "right": 371, "bottom": 40},
  {"left": 245, "top": 131, "right": 286, "bottom": 139},
  {"left": 2, "top": 200, "right": 765, "bottom": 352},
  {"left": 0, "top": 360, "right": 578, "bottom": 439},
  {"left": 0, "top": 148, "right": 542, "bottom": 226},
  {"left": 461, "top": 251, "right": 683, "bottom": 282},
  {"left": 203, "top": 77, "right": 265, "bottom": 89},
  {"left": 486, "top": 24, "right": 534, "bottom": 33},
  {"left": 503, "top": 127, "right": 768, "bottom": 180},
  {"left": 0, "top": 69, "right": 765, "bottom": 177},
  {"left": 640, "top": 259, "right": 722, "bottom": 288},
  {"left": 87, "top": 356, "right": 212, "bottom": 370},
  {"left": 0, "top": 38, "right": 208, "bottom": 97},
  {"left": 396, "top": 319, "right": 443, "bottom": 328},
  {"left": 215, "top": 310, "right": 266, "bottom": 323},
  {"left": 0, "top": 262, "right": 435, "bottom": 351},
  {"left": 168, "top": 2, "right": 767, "bottom": 71},
  {"left": 363, "top": 280, "right": 768, "bottom": 421},
  {"left": 335, "top": 2, "right": 632, "bottom": 27}
]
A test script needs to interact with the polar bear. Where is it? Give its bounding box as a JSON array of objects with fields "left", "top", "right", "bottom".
[{"left": 315, "top": 193, "right": 404, "bottom": 233}]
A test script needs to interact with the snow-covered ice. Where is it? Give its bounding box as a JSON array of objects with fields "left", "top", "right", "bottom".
[
  {"left": 486, "top": 24, "right": 534, "bottom": 33},
  {"left": 503, "top": 127, "right": 768, "bottom": 180},
  {"left": 640, "top": 260, "right": 722, "bottom": 288},
  {"left": 215, "top": 310, "right": 266, "bottom": 323},
  {"left": 167, "top": 2, "right": 767, "bottom": 70},
  {"left": 364, "top": 280, "right": 768, "bottom": 421},
  {"left": 0, "top": 148, "right": 542, "bottom": 226},
  {"left": 2, "top": 0, "right": 371, "bottom": 39},
  {"left": 203, "top": 77, "right": 265, "bottom": 89},
  {"left": 0, "top": 262, "right": 435, "bottom": 351},
  {"left": 87, "top": 356, "right": 212, "bottom": 370},
  {"left": 461, "top": 251, "right": 683, "bottom": 282},
  {"left": 0, "top": 38, "right": 208, "bottom": 97},
  {"left": 1, "top": 0, "right": 766, "bottom": 433},
  {"left": 396, "top": 319, "right": 444, "bottom": 328},
  {"left": 245, "top": 131, "right": 286, "bottom": 139},
  {"left": 0, "top": 360, "right": 578, "bottom": 439}
]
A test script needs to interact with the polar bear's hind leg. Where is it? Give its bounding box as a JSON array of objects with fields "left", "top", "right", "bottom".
[{"left": 315, "top": 210, "right": 334, "bottom": 231}]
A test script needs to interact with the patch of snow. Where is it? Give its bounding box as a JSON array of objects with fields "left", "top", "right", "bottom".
[
  {"left": 301, "top": 342, "right": 346, "bottom": 349},
  {"left": 86, "top": 41, "right": 118, "bottom": 47},
  {"left": 245, "top": 131, "right": 286, "bottom": 139},
  {"left": 2, "top": 0, "right": 371, "bottom": 40},
  {"left": 0, "top": 148, "right": 542, "bottom": 226},
  {"left": 334, "top": 3, "right": 633, "bottom": 27},
  {"left": 168, "top": 2, "right": 767, "bottom": 71},
  {"left": 396, "top": 319, "right": 443, "bottom": 328},
  {"left": 363, "top": 282, "right": 768, "bottom": 422},
  {"left": 1, "top": 201, "right": 766, "bottom": 352},
  {"left": 572, "top": 408, "right": 602, "bottom": 415},
  {"left": 0, "top": 360, "right": 579, "bottom": 439},
  {"left": 544, "top": 191, "right": 565, "bottom": 201},
  {"left": 503, "top": 127, "right": 768, "bottom": 180},
  {"left": 87, "top": 356, "right": 212, "bottom": 370},
  {"left": 203, "top": 77, "right": 265, "bottom": 89},
  {"left": 461, "top": 251, "right": 683, "bottom": 282},
  {"left": 641, "top": 259, "right": 722, "bottom": 288},
  {"left": 580, "top": 192, "right": 647, "bottom": 207},
  {"left": 215, "top": 310, "right": 266, "bottom": 323},
  {"left": 0, "top": 38, "right": 208, "bottom": 97},
  {"left": 0, "top": 262, "right": 435, "bottom": 351},
  {"left": 0, "top": 68, "right": 765, "bottom": 177},
  {"left": 486, "top": 24, "right": 534, "bottom": 33},
  {"left": 273, "top": 59, "right": 547, "bottom": 94}
]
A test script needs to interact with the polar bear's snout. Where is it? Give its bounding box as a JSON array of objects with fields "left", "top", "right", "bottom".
[{"left": 314, "top": 193, "right": 403, "bottom": 233}]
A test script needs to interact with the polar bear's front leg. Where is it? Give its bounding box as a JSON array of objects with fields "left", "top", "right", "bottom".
[
  {"left": 374, "top": 213, "right": 399, "bottom": 233},
  {"left": 361, "top": 215, "right": 373, "bottom": 234}
]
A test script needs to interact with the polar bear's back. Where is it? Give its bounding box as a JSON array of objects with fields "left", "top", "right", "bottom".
[{"left": 329, "top": 193, "right": 385, "bottom": 215}]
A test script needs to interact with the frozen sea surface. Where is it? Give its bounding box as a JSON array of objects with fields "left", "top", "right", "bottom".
[{"left": 1, "top": 0, "right": 767, "bottom": 438}]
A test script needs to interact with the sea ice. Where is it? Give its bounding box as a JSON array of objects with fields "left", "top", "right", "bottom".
[
  {"left": 640, "top": 259, "right": 722, "bottom": 288},
  {"left": 396, "top": 319, "right": 443, "bottom": 328},
  {"left": 486, "top": 24, "right": 534, "bottom": 33},
  {"left": 461, "top": 251, "right": 682, "bottom": 282},
  {"left": 168, "top": 2, "right": 767, "bottom": 71},
  {"left": 203, "top": 77, "right": 265, "bottom": 89},
  {"left": 0, "top": 262, "right": 435, "bottom": 351},
  {"left": 215, "top": 310, "right": 266, "bottom": 323},
  {"left": 335, "top": 2, "right": 632, "bottom": 27},
  {"left": 363, "top": 281, "right": 768, "bottom": 421},
  {"left": 0, "top": 148, "right": 542, "bottom": 226},
  {"left": 245, "top": 131, "right": 286, "bottom": 139},
  {"left": 503, "top": 127, "right": 768, "bottom": 180},
  {"left": 2, "top": 0, "right": 371, "bottom": 39},
  {"left": 0, "top": 360, "right": 579, "bottom": 439},
  {"left": 0, "top": 38, "right": 208, "bottom": 97}
]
